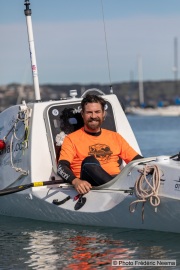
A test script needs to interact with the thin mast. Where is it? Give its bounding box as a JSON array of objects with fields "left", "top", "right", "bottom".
[
  {"left": 173, "top": 37, "right": 178, "bottom": 95},
  {"left": 100, "top": 0, "right": 113, "bottom": 94},
  {"left": 138, "top": 54, "right": 144, "bottom": 106},
  {"left": 24, "top": 0, "right": 41, "bottom": 101}
]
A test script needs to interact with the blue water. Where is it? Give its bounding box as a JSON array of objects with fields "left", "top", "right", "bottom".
[
  {"left": 1, "top": 115, "right": 180, "bottom": 270},
  {"left": 128, "top": 115, "right": 180, "bottom": 157}
]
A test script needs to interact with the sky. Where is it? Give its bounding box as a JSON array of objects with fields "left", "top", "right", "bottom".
[{"left": 1, "top": 0, "right": 180, "bottom": 85}]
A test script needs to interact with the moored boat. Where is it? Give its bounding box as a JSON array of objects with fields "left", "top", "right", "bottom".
[{"left": 126, "top": 106, "right": 180, "bottom": 116}]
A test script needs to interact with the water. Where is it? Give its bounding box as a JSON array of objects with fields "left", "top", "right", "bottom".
[
  {"left": 1, "top": 115, "right": 180, "bottom": 270},
  {"left": 0, "top": 216, "right": 180, "bottom": 270},
  {"left": 128, "top": 115, "right": 180, "bottom": 157}
]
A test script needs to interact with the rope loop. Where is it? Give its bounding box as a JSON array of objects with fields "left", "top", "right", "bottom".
[{"left": 129, "top": 164, "right": 161, "bottom": 222}]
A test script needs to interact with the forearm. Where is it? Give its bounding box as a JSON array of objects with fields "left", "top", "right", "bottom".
[
  {"left": 57, "top": 161, "right": 92, "bottom": 194},
  {"left": 57, "top": 160, "right": 76, "bottom": 183}
]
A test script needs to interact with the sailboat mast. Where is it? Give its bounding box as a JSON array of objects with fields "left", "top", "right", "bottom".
[
  {"left": 24, "top": 0, "right": 41, "bottom": 101},
  {"left": 138, "top": 55, "right": 144, "bottom": 106},
  {"left": 173, "top": 37, "right": 178, "bottom": 95}
]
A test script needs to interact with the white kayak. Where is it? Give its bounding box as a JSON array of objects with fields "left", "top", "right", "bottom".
[
  {"left": 1, "top": 1, "right": 180, "bottom": 233},
  {"left": 0, "top": 91, "right": 180, "bottom": 233}
]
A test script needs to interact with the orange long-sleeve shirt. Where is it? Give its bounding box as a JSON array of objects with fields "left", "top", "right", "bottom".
[{"left": 59, "top": 128, "right": 138, "bottom": 178}]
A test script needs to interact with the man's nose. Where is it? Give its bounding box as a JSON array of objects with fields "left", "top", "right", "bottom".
[{"left": 91, "top": 112, "right": 97, "bottom": 118}]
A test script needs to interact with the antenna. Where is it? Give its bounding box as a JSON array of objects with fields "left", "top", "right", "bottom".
[
  {"left": 24, "top": 0, "right": 41, "bottom": 101},
  {"left": 100, "top": 0, "right": 113, "bottom": 94}
]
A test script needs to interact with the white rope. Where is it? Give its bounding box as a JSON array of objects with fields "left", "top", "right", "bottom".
[
  {"left": 8, "top": 106, "right": 32, "bottom": 176},
  {"left": 10, "top": 133, "right": 28, "bottom": 176},
  {"left": 14, "top": 106, "right": 31, "bottom": 141},
  {"left": 129, "top": 164, "right": 161, "bottom": 222}
]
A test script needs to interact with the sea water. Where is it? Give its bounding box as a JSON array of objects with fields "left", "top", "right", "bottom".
[
  {"left": 128, "top": 115, "right": 180, "bottom": 157},
  {"left": 0, "top": 115, "right": 180, "bottom": 270}
]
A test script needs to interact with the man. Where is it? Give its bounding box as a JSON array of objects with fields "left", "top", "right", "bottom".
[{"left": 57, "top": 94, "right": 142, "bottom": 194}]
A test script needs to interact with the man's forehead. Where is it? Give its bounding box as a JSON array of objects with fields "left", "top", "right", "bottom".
[{"left": 84, "top": 102, "right": 102, "bottom": 109}]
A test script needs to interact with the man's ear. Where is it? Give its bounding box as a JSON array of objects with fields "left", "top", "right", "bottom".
[{"left": 103, "top": 110, "right": 107, "bottom": 121}]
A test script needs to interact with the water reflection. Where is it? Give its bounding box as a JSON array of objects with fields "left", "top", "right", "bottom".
[{"left": 0, "top": 216, "right": 180, "bottom": 269}]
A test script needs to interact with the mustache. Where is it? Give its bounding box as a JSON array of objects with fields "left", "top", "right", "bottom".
[{"left": 88, "top": 117, "right": 100, "bottom": 122}]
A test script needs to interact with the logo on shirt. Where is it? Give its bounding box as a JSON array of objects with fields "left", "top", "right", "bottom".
[{"left": 88, "top": 143, "right": 112, "bottom": 161}]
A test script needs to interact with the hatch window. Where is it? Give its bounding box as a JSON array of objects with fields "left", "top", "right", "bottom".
[{"left": 45, "top": 101, "right": 116, "bottom": 168}]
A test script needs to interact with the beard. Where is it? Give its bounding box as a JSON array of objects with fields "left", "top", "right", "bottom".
[{"left": 86, "top": 118, "right": 102, "bottom": 131}]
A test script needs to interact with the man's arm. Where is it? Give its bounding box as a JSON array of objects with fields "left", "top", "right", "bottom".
[
  {"left": 57, "top": 160, "right": 92, "bottom": 194},
  {"left": 57, "top": 160, "right": 76, "bottom": 183}
]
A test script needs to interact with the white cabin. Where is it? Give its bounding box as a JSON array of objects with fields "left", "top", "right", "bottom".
[{"left": 0, "top": 91, "right": 141, "bottom": 191}]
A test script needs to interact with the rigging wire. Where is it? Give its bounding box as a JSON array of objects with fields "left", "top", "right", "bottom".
[{"left": 100, "top": 0, "right": 113, "bottom": 93}]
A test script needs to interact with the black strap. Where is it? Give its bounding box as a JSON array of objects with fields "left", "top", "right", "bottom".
[{"left": 53, "top": 195, "right": 71, "bottom": 205}]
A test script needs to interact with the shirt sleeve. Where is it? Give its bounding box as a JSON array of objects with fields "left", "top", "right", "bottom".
[
  {"left": 57, "top": 160, "right": 76, "bottom": 183},
  {"left": 59, "top": 135, "right": 76, "bottom": 163},
  {"left": 117, "top": 133, "right": 139, "bottom": 163}
]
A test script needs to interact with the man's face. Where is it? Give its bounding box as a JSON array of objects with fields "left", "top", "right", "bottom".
[{"left": 81, "top": 102, "right": 105, "bottom": 132}]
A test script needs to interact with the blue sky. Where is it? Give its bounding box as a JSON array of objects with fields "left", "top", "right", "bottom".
[{"left": 1, "top": 0, "right": 180, "bottom": 85}]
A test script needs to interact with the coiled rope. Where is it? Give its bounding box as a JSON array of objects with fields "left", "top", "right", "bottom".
[
  {"left": 129, "top": 164, "right": 161, "bottom": 222},
  {"left": 9, "top": 107, "right": 31, "bottom": 175},
  {"left": 2, "top": 106, "right": 31, "bottom": 183}
]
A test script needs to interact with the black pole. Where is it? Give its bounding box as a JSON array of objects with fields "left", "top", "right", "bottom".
[
  {"left": 0, "top": 180, "right": 65, "bottom": 196},
  {"left": 24, "top": 0, "right": 31, "bottom": 16}
]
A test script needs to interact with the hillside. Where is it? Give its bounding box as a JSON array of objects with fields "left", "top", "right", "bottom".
[{"left": 0, "top": 80, "right": 180, "bottom": 112}]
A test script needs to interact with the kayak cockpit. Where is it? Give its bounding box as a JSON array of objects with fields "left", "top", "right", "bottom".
[{"left": 44, "top": 93, "right": 118, "bottom": 173}]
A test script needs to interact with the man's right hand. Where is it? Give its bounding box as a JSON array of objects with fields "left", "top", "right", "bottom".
[{"left": 72, "top": 178, "right": 92, "bottom": 194}]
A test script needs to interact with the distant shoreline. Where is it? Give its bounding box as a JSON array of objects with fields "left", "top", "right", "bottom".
[{"left": 0, "top": 80, "right": 180, "bottom": 112}]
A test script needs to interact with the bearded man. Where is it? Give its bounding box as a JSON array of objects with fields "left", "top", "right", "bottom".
[{"left": 57, "top": 94, "right": 142, "bottom": 194}]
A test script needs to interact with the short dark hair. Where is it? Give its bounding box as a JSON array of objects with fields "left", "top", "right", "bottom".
[{"left": 81, "top": 94, "right": 106, "bottom": 112}]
